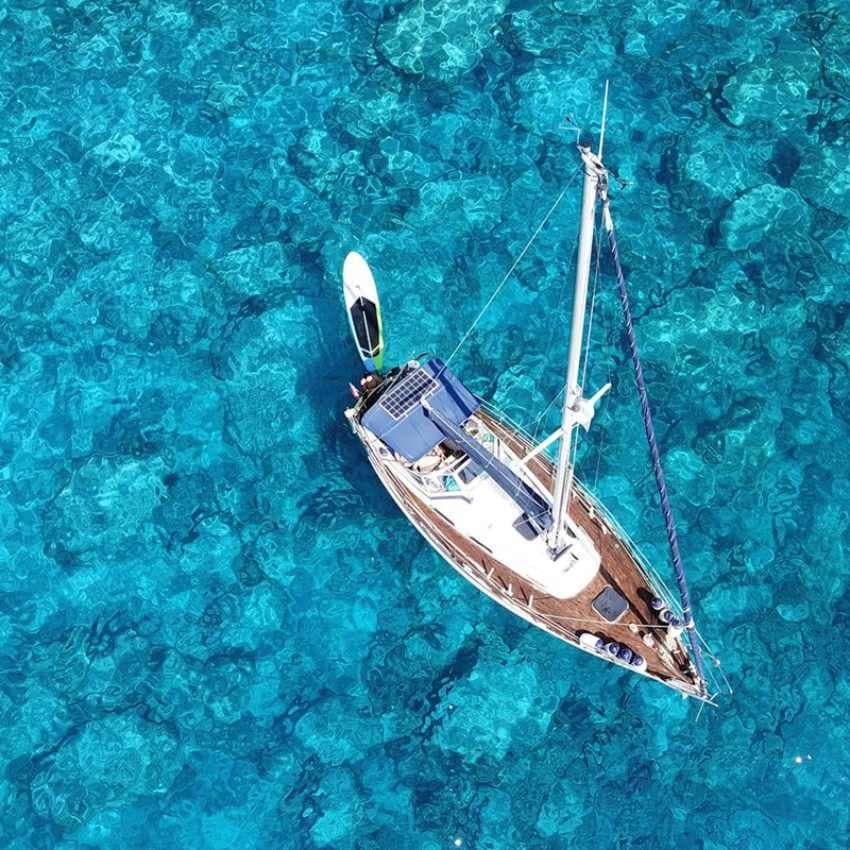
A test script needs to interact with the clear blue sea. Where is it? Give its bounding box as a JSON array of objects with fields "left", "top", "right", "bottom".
[{"left": 2, "top": 1, "right": 848, "bottom": 848}]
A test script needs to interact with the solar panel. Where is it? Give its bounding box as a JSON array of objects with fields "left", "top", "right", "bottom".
[{"left": 380, "top": 369, "right": 438, "bottom": 420}]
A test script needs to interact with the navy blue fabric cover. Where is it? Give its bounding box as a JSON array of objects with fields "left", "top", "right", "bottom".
[
  {"left": 361, "top": 358, "right": 480, "bottom": 462},
  {"left": 424, "top": 404, "right": 553, "bottom": 531},
  {"left": 362, "top": 357, "right": 552, "bottom": 531}
]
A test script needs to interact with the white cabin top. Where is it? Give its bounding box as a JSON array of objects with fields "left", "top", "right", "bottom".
[{"left": 358, "top": 412, "right": 600, "bottom": 599}]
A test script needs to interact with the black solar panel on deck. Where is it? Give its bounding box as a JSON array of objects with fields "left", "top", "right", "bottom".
[{"left": 380, "top": 370, "right": 438, "bottom": 420}]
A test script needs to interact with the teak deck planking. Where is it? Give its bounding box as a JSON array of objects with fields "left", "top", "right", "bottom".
[{"left": 366, "top": 407, "right": 700, "bottom": 694}]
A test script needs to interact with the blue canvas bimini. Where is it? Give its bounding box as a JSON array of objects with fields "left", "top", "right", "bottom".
[
  {"left": 361, "top": 358, "right": 480, "bottom": 462},
  {"left": 361, "top": 358, "right": 552, "bottom": 532}
]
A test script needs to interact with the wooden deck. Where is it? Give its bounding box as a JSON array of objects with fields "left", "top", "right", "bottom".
[{"left": 362, "top": 407, "right": 703, "bottom": 697}]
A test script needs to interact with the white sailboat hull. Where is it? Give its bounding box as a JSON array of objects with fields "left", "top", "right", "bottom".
[{"left": 347, "top": 404, "right": 711, "bottom": 702}]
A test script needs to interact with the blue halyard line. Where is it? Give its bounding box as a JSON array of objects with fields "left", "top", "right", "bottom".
[{"left": 604, "top": 200, "right": 709, "bottom": 695}]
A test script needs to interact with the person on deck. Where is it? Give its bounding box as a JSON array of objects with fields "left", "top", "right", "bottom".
[{"left": 360, "top": 374, "right": 381, "bottom": 393}]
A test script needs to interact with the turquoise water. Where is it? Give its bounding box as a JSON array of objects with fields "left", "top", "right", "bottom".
[{"left": 1, "top": 0, "right": 848, "bottom": 847}]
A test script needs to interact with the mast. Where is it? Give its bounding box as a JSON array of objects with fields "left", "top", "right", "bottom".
[{"left": 546, "top": 144, "right": 607, "bottom": 554}]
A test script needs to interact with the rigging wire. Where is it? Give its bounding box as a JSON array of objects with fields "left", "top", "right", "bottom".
[
  {"left": 527, "top": 192, "right": 602, "bottom": 442},
  {"left": 527, "top": 221, "right": 577, "bottom": 438},
  {"left": 589, "top": 221, "right": 612, "bottom": 492},
  {"left": 580, "top": 217, "right": 604, "bottom": 393},
  {"left": 526, "top": 384, "right": 565, "bottom": 438},
  {"left": 570, "top": 210, "right": 604, "bottom": 482},
  {"left": 603, "top": 193, "right": 709, "bottom": 695},
  {"left": 592, "top": 424, "right": 606, "bottom": 491},
  {"left": 441, "top": 166, "right": 582, "bottom": 372},
  {"left": 424, "top": 166, "right": 586, "bottom": 529}
]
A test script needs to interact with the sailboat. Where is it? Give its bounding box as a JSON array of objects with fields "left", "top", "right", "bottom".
[{"left": 342, "top": 92, "right": 724, "bottom": 703}]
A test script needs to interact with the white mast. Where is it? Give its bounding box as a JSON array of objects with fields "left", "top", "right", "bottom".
[{"left": 546, "top": 89, "right": 610, "bottom": 555}]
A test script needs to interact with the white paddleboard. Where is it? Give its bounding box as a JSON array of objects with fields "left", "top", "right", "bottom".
[{"left": 342, "top": 251, "right": 384, "bottom": 372}]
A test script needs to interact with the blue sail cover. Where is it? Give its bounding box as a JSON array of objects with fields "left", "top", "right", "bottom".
[
  {"left": 423, "top": 405, "right": 552, "bottom": 531},
  {"left": 361, "top": 357, "right": 552, "bottom": 531},
  {"left": 361, "top": 358, "right": 480, "bottom": 462}
]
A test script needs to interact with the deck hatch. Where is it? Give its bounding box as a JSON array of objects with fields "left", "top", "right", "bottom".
[{"left": 591, "top": 585, "right": 629, "bottom": 622}]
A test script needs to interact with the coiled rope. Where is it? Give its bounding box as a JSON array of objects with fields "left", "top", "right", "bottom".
[{"left": 601, "top": 195, "right": 708, "bottom": 695}]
